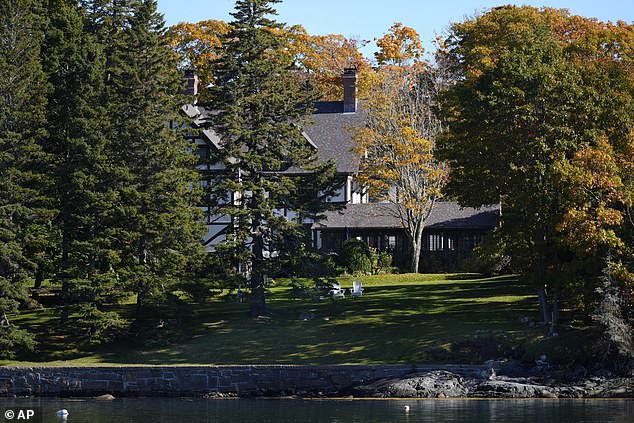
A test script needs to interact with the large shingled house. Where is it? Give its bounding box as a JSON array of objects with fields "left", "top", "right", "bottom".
[{"left": 182, "top": 69, "right": 499, "bottom": 271}]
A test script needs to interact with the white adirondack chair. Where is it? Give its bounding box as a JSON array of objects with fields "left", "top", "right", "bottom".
[
  {"left": 350, "top": 280, "right": 364, "bottom": 297},
  {"left": 330, "top": 282, "right": 345, "bottom": 298}
]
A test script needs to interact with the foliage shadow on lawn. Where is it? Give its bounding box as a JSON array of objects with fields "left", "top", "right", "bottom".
[{"left": 7, "top": 274, "right": 541, "bottom": 366}]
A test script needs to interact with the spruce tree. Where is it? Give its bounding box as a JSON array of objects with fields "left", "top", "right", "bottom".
[
  {"left": 0, "top": 0, "right": 48, "bottom": 356},
  {"left": 97, "top": 0, "right": 204, "bottom": 322},
  {"left": 41, "top": 0, "right": 127, "bottom": 342},
  {"left": 206, "top": 0, "right": 338, "bottom": 317}
]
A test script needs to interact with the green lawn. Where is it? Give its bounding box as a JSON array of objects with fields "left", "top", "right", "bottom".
[{"left": 3, "top": 273, "right": 543, "bottom": 366}]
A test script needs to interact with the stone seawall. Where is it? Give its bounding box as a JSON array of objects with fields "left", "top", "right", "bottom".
[
  {"left": 1, "top": 365, "right": 632, "bottom": 398},
  {"left": 0, "top": 364, "right": 485, "bottom": 397}
]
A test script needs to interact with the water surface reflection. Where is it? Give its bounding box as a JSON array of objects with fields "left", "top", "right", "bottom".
[{"left": 2, "top": 397, "right": 632, "bottom": 422}]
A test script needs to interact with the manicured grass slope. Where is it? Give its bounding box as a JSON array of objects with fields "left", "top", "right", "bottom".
[{"left": 6, "top": 274, "right": 541, "bottom": 366}]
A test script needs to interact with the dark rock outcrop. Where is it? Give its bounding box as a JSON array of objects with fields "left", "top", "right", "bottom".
[
  {"left": 354, "top": 370, "right": 469, "bottom": 398},
  {"left": 473, "top": 379, "right": 555, "bottom": 398},
  {"left": 351, "top": 369, "right": 634, "bottom": 399}
]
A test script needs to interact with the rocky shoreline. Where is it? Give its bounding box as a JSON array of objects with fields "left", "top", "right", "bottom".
[
  {"left": 349, "top": 359, "right": 634, "bottom": 399},
  {"left": 350, "top": 369, "right": 634, "bottom": 399},
  {"left": 1, "top": 363, "right": 632, "bottom": 399}
]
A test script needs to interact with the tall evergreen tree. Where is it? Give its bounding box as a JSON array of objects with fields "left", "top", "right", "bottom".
[
  {"left": 96, "top": 0, "right": 204, "bottom": 321},
  {"left": 41, "top": 0, "right": 127, "bottom": 342},
  {"left": 0, "top": 0, "right": 48, "bottom": 356},
  {"left": 205, "top": 0, "right": 339, "bottom": 317}
]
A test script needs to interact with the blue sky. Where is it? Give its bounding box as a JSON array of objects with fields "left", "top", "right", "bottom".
[{"left": 157, "top": 0, "right": 634, "bottom": 57}]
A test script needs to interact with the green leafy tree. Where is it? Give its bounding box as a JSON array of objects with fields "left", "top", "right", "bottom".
[
  {"left": 439, "top": 6, "right": 634, "bottom": 324},
  {"left": 440, "top": 10, "right": 577, "bottom": 322},
  {"left": 205, "top": 0, "right": 339, "bottom": 317},
  {"left": 0, "top": 0, "right": 48, "bottom": 356}
]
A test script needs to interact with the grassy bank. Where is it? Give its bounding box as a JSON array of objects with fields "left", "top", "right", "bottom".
[{"left": 4, "top": 273, "right": 546, "bottom": 366}]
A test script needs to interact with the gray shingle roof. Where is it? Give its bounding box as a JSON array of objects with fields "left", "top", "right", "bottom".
[
  {"left": 184, "top": 101, "right": 365, "bottom": 174},
  {"left": 313, "top": 202, "right": 500, "bottom": 230},
  {"left": 303, "top": 102, "right": 365, "bottom": 174}
]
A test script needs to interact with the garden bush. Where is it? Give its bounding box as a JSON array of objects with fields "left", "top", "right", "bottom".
[
  {"left": 339, "top": 239, "right": 372, "bottom": 275},
  {"left": 463, "top": 232, "right": 513, "bottom": 276},
  {"left": 338, "top": 241, "right": 395, "bottom": 275},
  {"left": 376, "top": 250, "right": 393, "bottom": 271}
]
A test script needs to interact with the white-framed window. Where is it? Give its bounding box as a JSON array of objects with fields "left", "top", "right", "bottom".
[
  {"left": 387, "top": 235, "right": 396, "bottom": 250},
  {"left": 428, "top": 234, "right": 443, "bottom": 251},
  {"left": 447, "top": 236, "right": 455, "bottom": 251}
]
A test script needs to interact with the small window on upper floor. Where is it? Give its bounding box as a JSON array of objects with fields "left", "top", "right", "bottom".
[{"left": 197, "top": 145, "right": 209, "bottom": 161}]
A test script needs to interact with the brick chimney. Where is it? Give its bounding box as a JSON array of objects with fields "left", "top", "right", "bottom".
[
  {"left": 343, "top": 68, "right": 358, "bottom": 113},
  {"left": 182, "top": 69, "right": 199, "bottom": 96}
]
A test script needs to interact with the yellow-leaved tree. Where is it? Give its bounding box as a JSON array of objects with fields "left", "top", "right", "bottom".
[
  {"left": 166, "top": 19, "right": 230, "bottom": 99},
  {"left": 286, "top": 27, "right": 373, "bottom": 100},
  {"left": 167, "top": 20, "right": 373, "bottom": 101},
  {"left": 353, "top": 24, "right": 449, "bottom": 273}
]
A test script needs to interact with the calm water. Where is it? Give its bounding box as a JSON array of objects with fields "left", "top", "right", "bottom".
[{"left": 1, "top": 398, "right": 633, "bottom": 423}]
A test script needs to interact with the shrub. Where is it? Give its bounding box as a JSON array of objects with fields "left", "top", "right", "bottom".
[
  {"left": 376, "top": 250, "right": 393, "bottom": 270},
  {"left": 421, "top": 331, "right": 526, "bottom": 363},
  {"left": 339, "top": 239, "right": 372, "bottom": 275},
  {"left": 464, "top": 232, "right": 513, "bottom": 276},
  {"left": 521, "top": 326, "right": 605, "bottom": 371},
  {"left": 348, "top": 251, "right": 372, "bottom": 275},
  {"left": 71, "top": 305, "right": 127, "bottom": 347},
  {"left": 0, "top": 325, "right": 36, "bottom": 359},
  {"left": 338, "top": 240, "right": 395, "bottom": 275}
]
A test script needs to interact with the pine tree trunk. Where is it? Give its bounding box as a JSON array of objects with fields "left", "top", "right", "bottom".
[
  {"left": 32, "top": 266, "right": 44, "bottom": 302},
  {"left": 552, "top": 289, "right": 559, "bottom": 324},
  {"left": 60, "top": 229, "right": 70, "bottom": 326},
  {"left": 136, "top": 235, "right": 148, "bottom": 316},
  {"left": 249, "top": 271, "right": 267, "bottom": 318},
  {"left": 136, "top": 288, "right": 146, "bottom": 316},
  {"left": 249, "top": 213, "right": 267, "bottom": 317},
  {"left": 534, "top": 227, "right": 550, "bottom": 323},
  {"left": 538, "top": 288, "right": 549, "bottom": 324}
]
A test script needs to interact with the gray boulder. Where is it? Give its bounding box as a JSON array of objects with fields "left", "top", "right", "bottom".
[
  {"left": 474, "top": 380, "right": 555, "bottom": 398},
  {"left": 356, "top": 370, "right": 469, "bottom": 398}
]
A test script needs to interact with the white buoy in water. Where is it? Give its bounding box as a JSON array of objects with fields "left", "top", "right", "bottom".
[
  {"left": 404, "top": 405, "right": 410, "bottom": 413},
  {"left": 56, "top": 409, "right": 69, "bottom": 417}
]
